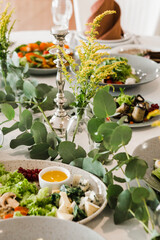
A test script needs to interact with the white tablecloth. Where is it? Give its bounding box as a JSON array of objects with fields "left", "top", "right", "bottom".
[{"left": 1, "top": 30, "right": 160, "bottom": 240}]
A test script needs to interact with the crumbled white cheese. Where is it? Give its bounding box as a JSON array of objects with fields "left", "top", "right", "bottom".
[
  {"left": 131, "top": 67, "right": 136, "bottom": 74},
  {"left": 72, "top": 174, "right": 82, "bottom": 186},
  {"left": 79, "top": 179, "right": 90, "bottom": 191},
  {"left": 125, "top": 78, "right": 136, "bottom": 84},
  {"left": 79, "top": 196, "right": 88, "bottom": 210},
  {"left": 85, "top": 190, "right": 102, "bottom": 206}
]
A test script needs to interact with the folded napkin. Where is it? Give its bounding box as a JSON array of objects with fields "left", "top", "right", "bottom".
[{"left": 86, "top": 0, "right": 123, "bottom": 40}]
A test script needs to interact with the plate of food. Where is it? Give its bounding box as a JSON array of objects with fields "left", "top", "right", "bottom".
[
  {"left": 110, "top": 90, "right": 160, "bottom": 127},
  {"left": 110, "top": 44, "right": 160, "bottom": 63},
  {"left": 0, "top": 216, "right": 105, "bottom": 240},
  {"left": 0, "top": 159, "right": 107, "bottom": 224},
  {"left": 99, "top": 53, "right": 160, "bottom": 88},
  {"left": 14, "top": 41, "right": 72, "bottom": 75},
  {"left": 133, "top": 136, "right": 160, "bottom": 192}
]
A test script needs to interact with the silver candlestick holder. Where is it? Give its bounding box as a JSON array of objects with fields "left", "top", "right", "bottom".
[{"left": 49, "top": 25, "right": 70, "bottom": 138}]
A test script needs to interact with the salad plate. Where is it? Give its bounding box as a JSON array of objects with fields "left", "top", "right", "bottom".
[
  {"left": 14, "top": 41, "right": 72, "bottom": 76},
  {"left": 0, "top": 159, "right": 107, "bottom": 224},
  {"left": 111, "top": 113, "right": 160, "bottom": 128},
  {"left": 0, "top": 216, "right": 105, "bottom": 240},
  {"left": 99, "top": 53, "right": 160, "bottom": 89},
  {"left": 133, "top": 136, "right": 160, "bottom": 192}
]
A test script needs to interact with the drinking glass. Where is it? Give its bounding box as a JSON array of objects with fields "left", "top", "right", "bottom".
[{"left": 51, "top": 0, "right": 73, "bottom": 28}]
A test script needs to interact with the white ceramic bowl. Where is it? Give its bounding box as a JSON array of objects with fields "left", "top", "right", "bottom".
[{"left": 39, "top": 166, "right": 70, "bottom": 193}]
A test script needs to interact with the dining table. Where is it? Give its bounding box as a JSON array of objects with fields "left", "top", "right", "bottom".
[{"left": 0, "top": 30, "right": 160, "bottom": 240}]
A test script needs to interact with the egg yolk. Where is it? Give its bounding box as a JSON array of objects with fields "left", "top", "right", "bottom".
[{"left": 42, "top": 170, "right": 68, "bottom": 182}]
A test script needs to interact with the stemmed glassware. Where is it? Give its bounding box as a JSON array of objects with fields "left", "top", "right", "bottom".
[{"left": 51, "top": 0, "right": 73, "bottom": 28}]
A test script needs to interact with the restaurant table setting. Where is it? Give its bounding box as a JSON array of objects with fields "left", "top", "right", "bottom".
[{"left": 1, "top": 1, "right": 160, "bottom": 240}]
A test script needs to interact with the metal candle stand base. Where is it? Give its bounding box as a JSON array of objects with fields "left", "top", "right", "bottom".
[{"left": 50, "top": 26, "right": 70, "bottom": 138}]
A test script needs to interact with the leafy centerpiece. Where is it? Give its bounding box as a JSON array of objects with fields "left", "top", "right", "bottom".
[{"left": 0, "top": 3, "right": 160, "bottom": 239}]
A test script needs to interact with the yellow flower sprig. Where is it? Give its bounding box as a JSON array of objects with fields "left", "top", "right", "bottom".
[
  {"left": 49, "top": 11, "right": 123, "bottom": 108},
  {"left": 0, "top": 2, "right": 15, "bottom": 85}
]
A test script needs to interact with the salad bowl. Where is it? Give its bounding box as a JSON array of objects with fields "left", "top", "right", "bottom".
[
  {"left": 0, "top": 216, "right": 105, "bottom": 240},
  {"left": 0, "top": 159, "right": 107, "bottom": 224}
]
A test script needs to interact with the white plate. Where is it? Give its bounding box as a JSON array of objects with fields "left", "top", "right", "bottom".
[
  {"left": 111, "top": 112, "right": 160, "bottom": 128},
  {"left": 0, "top": 128, "right": 3, "bottom": 146},
  {"left": 0, "top": 216, "right": 105, "bottom": 240},
  {"left": 0, "top": 159, "right": 107, "bottom": 224},
  {"left": 76, "top": 32, "right": 134, "bottom": 47},
  {"left": 29, "top": 67, "right": 57, "bottom": 75},
  {"left": 99, "top": 53, "right": 160, "bottom": 89},
  {"left": 110, "top": 44, "right": 160, "bottom": 55},
  {"left": 133, "top": 136, "right": 160, "bottom": 192}
]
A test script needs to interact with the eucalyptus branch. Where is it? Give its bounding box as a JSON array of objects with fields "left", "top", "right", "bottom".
[{"left": 129, "top": 209, "right": 152, "bottom": 234}]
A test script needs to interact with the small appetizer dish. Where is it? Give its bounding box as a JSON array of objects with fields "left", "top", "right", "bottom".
[
  {"left": 111, "top": 89, "right": 160, "bottom": 125},
  {"left": 39, "top": 166, "right": 70, "bottom": 193}
]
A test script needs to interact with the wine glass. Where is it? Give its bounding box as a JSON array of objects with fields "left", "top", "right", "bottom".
[{"left": 51, "top": 0, "right": 73, "bottom": 28}]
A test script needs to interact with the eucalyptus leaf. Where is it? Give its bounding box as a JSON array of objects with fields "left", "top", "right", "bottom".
[
  {"left": 82, "top": 157, "right": 106, "bottom": 178},
  {"left": 59, "top": 141, "right": 86, "bottom": 164},
  {"left": 114, "top": 189, "right": 132, "bottom": 224},
  {"left": 103, "top": 171, "right": 113, "bottom": 186},
  {"left": 36, "top": 83, "right": 53, "bottom": 98},
  {"left": 93, "top": 89, "right": 116, "bottom": 118},
  {"left": 2, "top": 122, "right": 19, "bottom": 135},
  {"left": 107, "top": 184, "right": 123, "bottom": 209},
  {"left": 87, "top": 118, "right": 104, "bottom": 142},
  {"left": 70, "top": 158, "right": 84, "bottom": 168},
  {"left": 10, "top": 132, "right": 34, "bottom": 148},
  {"left": 114, "top": 152, "right": 129, "bottom": 162},
  {"left": 19, "top": 109, "right": 33, "bottom": 131},
  {"left": 113, "top": 175, "right": 126, "bottom": 183},
  {"left": 132, "top": 187, "right": 150, "bottom": 204},
  {"left": 110, "top": 125, "right": 132, "bottom": 152},
  {"left": 64, "top": 90, "right": 75, "bottom": 108},
  {"left": 0, "top": 91, "right": 6, "bottom": 102},
  {"left": 39, "top": 95, "right": 56, "bottom": 111},
  {"left": 1, "top": 103, "right": 15, "bottom": 120},
  {"left": 23, "top": 80, "right": 36, "bottom": 99},
  {"left": 30, "top": 143, "right": 50, "bottom": 159},
  {"left": 31, "top": 122, "right": 47, "bottom": 144},
  {"left": 98, "top": 122, "right": 118, "bottom": 150},
  {"left": 135, "top": 205, "right": 148, "bottom": 225},
  {"left": 125, "top": 158, "right": 148, "bottom": 180},
  {"left": 47, "top": 132, "right": 57, "bottom": 148},
  {"left": 48, "top": 147, "right": 58, "bottom": 159}
]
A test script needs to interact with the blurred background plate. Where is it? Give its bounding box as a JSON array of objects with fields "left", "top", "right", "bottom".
[
  {"left": 110, "top": 44, "right": 160, "bottom": 57},
  {"left": 0, "top": 216, "right": 105, "bottom": 240},
  {"left": 133, "top": 136, "right": 160, "bottom": 192}
]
